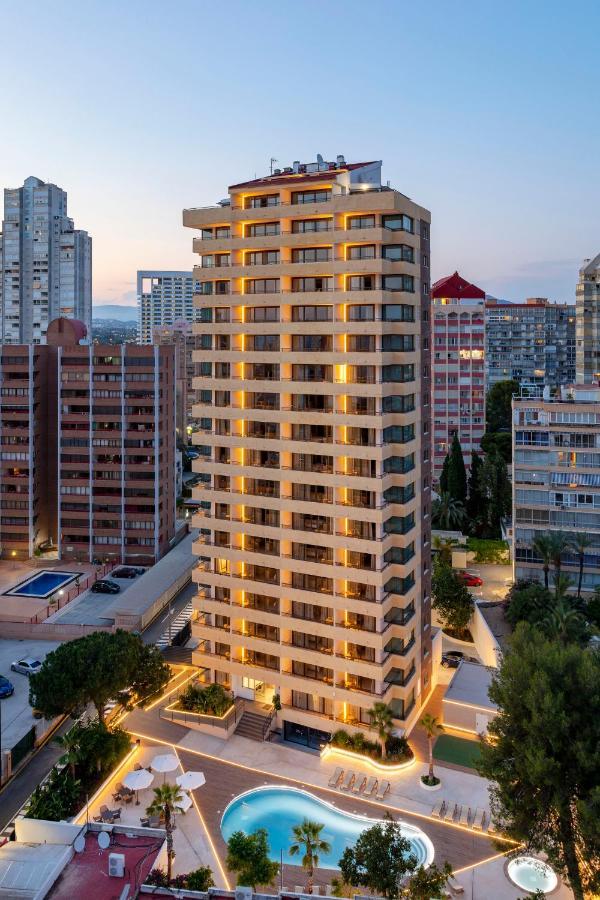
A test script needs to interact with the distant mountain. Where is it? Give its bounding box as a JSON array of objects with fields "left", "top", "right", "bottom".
[{"left": 93, "top": 304, "right": 138, "bottom": 322}]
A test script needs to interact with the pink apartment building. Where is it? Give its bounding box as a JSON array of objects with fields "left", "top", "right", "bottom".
[{"left": 432, "top": 272, "right": 485, "bottom": 481}]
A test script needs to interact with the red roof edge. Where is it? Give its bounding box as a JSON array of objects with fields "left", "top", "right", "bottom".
[{"left": 431, "top": 271, "right": 485, "bottom": 300}]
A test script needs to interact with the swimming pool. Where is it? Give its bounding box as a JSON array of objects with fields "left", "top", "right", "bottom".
[
  {"left": 221, "top": 786, "right": 434, "bottom": 869},
  {"left": 507, "top": 857, "right": 558, "bottom": 893},
  {"left": 5, "top": 571, "right": 82, "bottom": 599}
]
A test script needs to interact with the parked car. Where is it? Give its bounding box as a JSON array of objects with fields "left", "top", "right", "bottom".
[
  {"left": 10, "top": 657, "right": 42, "bottom": 677},
  {"left": 91, "top": 579, "right": 121, "bottom": 594},
  {"left": 457, "top": 571, "right": 483, "bottom": 587},
  {"left": 0, "top": 676, "right": 15, "bottom": 697},
  {"left": 441, "top": 651, "right": 465, "bottom": 669},
  {"left": 112, "top": 567, "right": 144, "bottom": 579}
]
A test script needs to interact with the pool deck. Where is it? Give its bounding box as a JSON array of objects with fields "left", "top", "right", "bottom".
[{"left": 0, "top": 560, "right": 100, "bottom": 623}]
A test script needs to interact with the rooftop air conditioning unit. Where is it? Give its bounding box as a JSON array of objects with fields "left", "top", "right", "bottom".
[
  {"left": 235, "top": 887, "right": 253, "bottom": 900},
  {"left": 108, "top": 853, "right": 125, "bottom": 878}
]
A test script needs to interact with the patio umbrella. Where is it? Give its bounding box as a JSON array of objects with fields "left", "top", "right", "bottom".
[
  {"left": 123, "top": 768, "right": 154, "bottom": 805},
  {"left": 176, "top": 771, "right": 206, "bottom": 791},
  {"left": 151, "top": 752, "right": 179, "bottom": 782},
  {"left": 175, "top": 791, "right": 193, "bottom": 813}
]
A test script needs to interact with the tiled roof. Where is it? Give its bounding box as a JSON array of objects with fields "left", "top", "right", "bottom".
[{"left": 432, "top": 271, "right": 485, "bottom": 300}]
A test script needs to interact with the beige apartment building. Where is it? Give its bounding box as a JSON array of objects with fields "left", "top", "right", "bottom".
[{"left": 183, "top": 156, "right": 432, "bottom": 747}]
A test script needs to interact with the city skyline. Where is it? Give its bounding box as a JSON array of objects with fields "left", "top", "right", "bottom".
[{"left": 2, "top": 0, "right": 599, "bottom": 309}]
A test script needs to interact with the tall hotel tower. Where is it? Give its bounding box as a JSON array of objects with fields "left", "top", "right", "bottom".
[{"left": 184, "top": 156, "right": 432, "bottom": 746}]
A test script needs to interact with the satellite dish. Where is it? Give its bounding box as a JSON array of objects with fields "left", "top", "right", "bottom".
[
  {"left": 74, "top": 834, "right": 85, "bottom": 853},
  {"left": 98, "top": 831, "right": 110, "bottom": 850}
]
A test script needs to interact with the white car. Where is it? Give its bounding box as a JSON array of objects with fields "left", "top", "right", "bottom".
[{"left": 11, "top": 657, "right": 42, "bottom": 676}]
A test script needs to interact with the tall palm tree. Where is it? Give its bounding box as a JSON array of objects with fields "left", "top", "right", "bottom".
[
  {"left": 55, "top": 728, "right": 81, "bottom": 778},
  {"left": 548, "top": 531, "right": 569, "bottom": 581},
  {"left": 432, "top": 493, "right": 467, "bottom": 531},
  {"left": 289, "top": 820, "right": 331, "bottom": 894},
  {"left": 368, "top": 701, "right": 394, "bottom": 759},
  {"left": 146, "top": 782, "right": 184, "bottom": 883},
  {"left": 532, "top": 533, "right": 553, "bottom": 589},
  {"left": 570, "top": 532, "right": 593, "bottom": 598},
  {"left": 420, "top": 713, "right": 444, "bottom": 783}
]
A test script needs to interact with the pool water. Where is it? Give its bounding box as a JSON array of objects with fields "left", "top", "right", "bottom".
[
  {"left": 507, "top": 857, "right": 558, "bottom": 893},
  {"left": 5, "top": 571, "right": 82, "bottom": 599},
  {"left": 221, "top": 786, "right": 434, "bottom": 869}
]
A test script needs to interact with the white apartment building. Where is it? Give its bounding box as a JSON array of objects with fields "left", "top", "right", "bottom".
[
  {"left": 0, "top": 176, "right": 91, "bottom": 343},
  {"left": 137, "top": 270, "right": 200, "bottom": 343}
]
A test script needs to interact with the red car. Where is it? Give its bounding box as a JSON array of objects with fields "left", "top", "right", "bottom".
[{"left": 457, "top": 571, "right": 483, "bottom": 587}]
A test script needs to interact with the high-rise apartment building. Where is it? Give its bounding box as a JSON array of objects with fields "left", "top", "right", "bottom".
[
  {"left": 432, "top": 272, "right": 485, "bottom": 479},
  {"left": 485, "top": 298, "right": 575, "bottom": 391},
  {"left": 513, "top": 383, "right": 600, "bottom": 592},
  {"left": 0, "top": 317, "right": 176, "bottom": 563},
  {"left": 152, "top": 321, "right": 200, "bottom": 438},
  {"left": 0, "top": 177, "right": 91, "bottom": 343},
  {"left": 575, "top": 253, "right": 600, "bottom": 383},
  {"left": 184, "top": 155, "right": 432, "bottom": 746},
  {"left": 137, "top": 271, "right": 199, "bottom": 344}
]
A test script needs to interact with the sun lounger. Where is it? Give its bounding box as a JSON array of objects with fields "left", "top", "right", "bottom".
[
  {"left": 328, "top": 767, "right": 344, "bottom": 788},
  {"left": 444, "top": 802, "right": 457, "bottom": 823},
  {"left": 472, "top": 807, "right": 485, "bottom": 830},
  {"left": 431, "top": 800, "right": 445, "bottom": 818},
  {"left": 339, "top": 771, "right": 355, "bottom": 791},
  {"left": 447, "top": 874, "right": 465, "bottom": 894},
  {"left": 375, "top": 779, "right": 390, "bottom": 801},
  {"left": 363, "top": 776, "right": 378, "bottom": 797},
  {"left": 459, "top": 805, "right": 470, "bottom": 826},
  {"left": 351, "top": 774, "right": 367, "bottom": 794}
]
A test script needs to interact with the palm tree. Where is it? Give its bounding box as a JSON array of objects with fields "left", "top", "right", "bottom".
[
  {"left": 432, "top": 493, "right": 467, "bottom": 531},
  {"left": 548, "top": 531, "right": 569, "bottom": 582},
  {"left": 420, "top": 713, "right": 444, "bottom": 784},
  {"left": 532, "top": 533, "right": 553, "bottom": 589},
  {"left": 146, "top": 782, "right": 184, "bottom": 882},
  {"left": 367, "top": 701, "right": 394, "bottom": 759},
  {"left": 542, "top": 598, "right": 586, "bottom": 645},
  {"left": 289, "top": 820, "right": 331, "bottom": 894},
  {"left": 55, "top": 729, "right": 81, "bottom": 778},
  {"left": 570, "top": 532, "right": 593, "bottom": 598}
]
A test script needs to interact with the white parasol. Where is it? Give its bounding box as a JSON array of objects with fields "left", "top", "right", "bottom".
[
  {"left": 175, "top": 791, "right": 193, "bottom": 813},
  {"left": 151, "top": 752, "right": 179, "bottom": 782},
  {"left": 175, "top": 771, "right": 206, "bottom": 791},
  {"left": 123, "top": 768, "right": 154, "bottom": 804}
]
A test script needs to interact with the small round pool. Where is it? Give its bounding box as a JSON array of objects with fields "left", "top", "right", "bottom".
[
  {"left": 507, "top": 857, "right": 558, "bottom": 894},
  {"left": 221, "top": 786, "right": 434, "bottom": 869}
]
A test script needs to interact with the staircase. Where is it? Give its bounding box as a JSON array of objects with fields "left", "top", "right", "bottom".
[
  {"left": 160, "top": 646, "right": 193, "bottom": 664},
  {"left": 234, "top": 709, "right": 272, "bottom": 741}
]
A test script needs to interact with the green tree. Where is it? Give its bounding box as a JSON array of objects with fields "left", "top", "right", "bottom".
[
  {"left": 338, "top": 815, "right": 418, "bottom": 899},
  {"left": 146, "top": 783, "right": 185, "bottom": 883},
  {"left": 420, "top": 714, "right": 444, "bottom": 784},
  {"left": 186, "top": 867, "right": 215, "bottom": 891},
  {"left": 504, "top": 580, "right": 551, "bottom": 629},
  {"left": 55, "top": 728, "right": 81, "bottom": 778},
  {"left": 480, "top": 430, "right": 512, "bottom": 464},
  {"left": 226, "top": 829, "right": 279, "bottom": 890},
  {"left": 548, "top": 531, "right": 569, "bottom": 582},
  {"left": 541, "top": 596, "right": 589, "bottom": 646},
  {"left": 29, "top": 630, "right": 170, "bottom": 722},
  {"left": 367, "top": 701, "right": 394, "bottom": 759},
  {"left": 431, "top": 559, "right": 474, "bottom": 637},
  {"left": 477, "top": 624, "right": 600, "bottom": 899},
  {"left": 439, "top": 454, "right": 450, "bottom": 494},
  {"left": 466, "top": 451, "right": 485, "bottom": 527},
  {"left": 486, "top": 379, "right": 520, "bottom": 433},
  {"left": 402, "top": 862, "right": 453, "bottom": 899},
  {"left": 446, "top": 434, "right": 467, "bottom": 505},
  {"left": 586, "top": 588, "right": 600, "bottom": 629},
  {"left": 569, "top": 532, "right": 593, "bottom": 598},
  {"left": 432, "top": 536, "right": 454, "bottom": 566},
  {"left": 480, "top": 447, "right": 511, "bottom": 538},
  {"left": 431, "top": 493, "right": 466, "bottom": 531},
  {"left": 532, "top": 534, "right": 554, "bottom": 590},
  {"left": 290, "top": 820, "right": 331, "bottom": 894}
]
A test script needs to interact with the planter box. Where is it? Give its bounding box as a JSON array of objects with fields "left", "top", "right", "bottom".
[{"left": 321, "top": 743, "right": 416, "bottom": 773}]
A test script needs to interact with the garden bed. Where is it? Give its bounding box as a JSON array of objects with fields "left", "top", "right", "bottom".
[
  {"left": 174, "top": 681, "right": 233, "bottom": 716},
  {"left": 322, "top": 730, "right": 415, "bottom": 770}
]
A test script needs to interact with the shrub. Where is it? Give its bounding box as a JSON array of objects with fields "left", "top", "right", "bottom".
[
  {"left": 466, "top": 537, "right": 510, "bottom": 564},
  {"left": 329, "top": 730, "right": 413, "bottom": 765},
  {"left": 178, "top": 681, "right": 233, "bottom": 716},
  {"left": 185, "top": 866, "right": 215, "bottom": 890},
  {"left": 146, "top": 868, "right": 169, "bottom": 887}
]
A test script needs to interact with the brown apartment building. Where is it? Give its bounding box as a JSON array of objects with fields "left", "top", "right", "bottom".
[
  {"left": 184, "top": 156, "right": 432, "bottom": 746},
  {"left": 0, "top": 317, "right": 176, "bottom": 564}
]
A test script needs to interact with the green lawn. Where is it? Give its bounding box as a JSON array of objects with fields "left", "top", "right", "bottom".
[{"left": 433, "top": 734, "right": 482, "bottom": 769}]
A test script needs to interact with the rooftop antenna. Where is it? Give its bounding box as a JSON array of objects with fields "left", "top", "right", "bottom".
[{"left": 270, "top": 157, "right": 278, "bottom": 175}]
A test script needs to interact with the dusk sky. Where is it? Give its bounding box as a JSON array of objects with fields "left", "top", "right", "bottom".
[{"left": 2, "top": 0, "right": 599, "bottom": 309}]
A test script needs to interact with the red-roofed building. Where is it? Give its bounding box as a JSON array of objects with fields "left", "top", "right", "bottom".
[{"left": 432, "top": 272, "right": 486, "bottom": 481}]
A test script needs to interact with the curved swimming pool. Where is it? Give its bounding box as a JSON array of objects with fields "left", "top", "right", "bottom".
[
  {"left": 507, "top": 857, "right": 558, "bottom": 894},
  {"left": 221, "top": 786, "right": 434, "bottom": 869}
]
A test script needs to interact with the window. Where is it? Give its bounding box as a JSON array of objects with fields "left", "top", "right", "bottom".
[
  {"left": 246, "top": 222, "right": 279, "bottom": 237},
  {"left": 383, "top": 275, "right": 414, "bottom": 292},
  {"left": 347, "top": 305, "right": 374, "bottom": 321},
  {"left": 382, "top": 214, "right": 414, "bottom": 233},
  {"left": 244, "top": 278, "right": 279, "bottom": 294},
  {"left": 347, "top": 215, "right": 375, "bottom": 229},
  {"left": 246, "top": 307, "right": 279, "bottom": 323},
  {"left": 291, "top": 218, "right": 332, "bottom": 233},
  {"left": 383, "top": 304, "right": 415, "bottom": 322},
  {"left": 248, "top": 334, "right": 279, "bottom": 351},
  {"left": 244, "top": 194, "right": 279, "bottom": 208},
  {"left": 347, "top": 245, "right": 376, "bottom": 260},
  {"left": 347, "top": 275, "right": 376, "bottom": 291},
  {"left": 292, "top": 247, "right": 331, "bottom": 263},
  {"left": 292, "top": 189, "right": 331, "bottom": 204},
  {"left": 246, "top": 250, "right": 279, "bottom": 265},
  {"left": 292, "top": 306, "right": 332, "bottom": 322},
  {"left": 291, "top": 277, "right": 332, "bottom": 293},
  {"left": 382, "top": 244, "right": 414, "bottom": 262},
  {"left": 382, "top": 364, "right": 415, "bottom": 383},
  {"left": 382, "top": 334, "right": 415, "bottom": 351}
]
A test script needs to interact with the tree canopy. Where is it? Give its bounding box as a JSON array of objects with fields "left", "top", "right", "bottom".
[
  {"left": 431, "top": 559, "right": 474, "bottom": 636},
  {"left": 479, "top": 446, "right": 511, "bottom": 538},
  {"left": 486, "top": 379, "right": 519, "bottom": 433},
  {"left": 29, "top": 630, "right": 171, "bottom": 721},
  {"left": 226, "top": 829, "right": 279, "bottom": 890},
  {"left": 338, "top": 816, "right": 418, "bottom": 899},
  {"left": 477, "top": 623, "right": 600, "bottom": 899},
  {"left": 446, "top": 434, "right": 467, "bottom": 505}
]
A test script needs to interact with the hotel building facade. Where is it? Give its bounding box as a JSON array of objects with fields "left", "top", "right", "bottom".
[
  {"left": 431, "top": 272, "right": 485, "bottom": 479},
  {"left": 0, "top": 317, "right": 176, "bottom": 563},
  {"left": 184, "top": 156, "right": 432, "bottom": 746}
]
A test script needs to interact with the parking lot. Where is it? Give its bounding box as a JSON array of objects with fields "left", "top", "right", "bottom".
[
  {"left": 46, "top": 568, "right": 146, "bottom": 627},
  {"left": 0, "top": 638, "right": 61, "bottom": 752}
]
